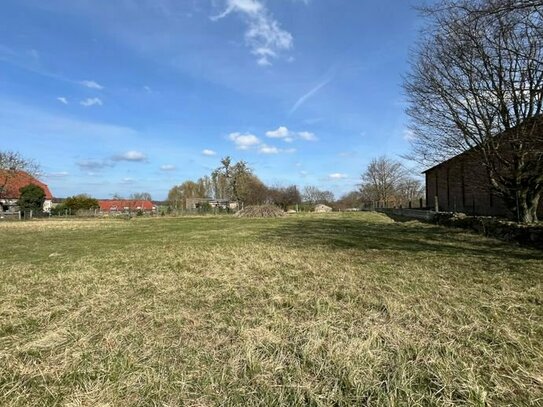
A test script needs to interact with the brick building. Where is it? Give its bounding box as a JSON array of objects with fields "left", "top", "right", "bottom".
[
  {"left": 98, "top": 200, "right": 156, "bottom": 214},
  {"left": 424, "top": 142, "right": 542, "bottom": 219}
]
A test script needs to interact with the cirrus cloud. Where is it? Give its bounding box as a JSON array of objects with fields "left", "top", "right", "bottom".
[
  {"left": 80, "top": 97, "right": 103, "bottom": 107},
  {"left": 212, "top": 0, "right": 293, "bottom": 66},
  {"left": 80, "top": 80, "right": 104, "bottom": 90}
]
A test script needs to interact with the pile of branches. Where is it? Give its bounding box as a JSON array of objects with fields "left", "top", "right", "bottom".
[{"left": 234, "top": 205, "right": 285, "bottom": 218}]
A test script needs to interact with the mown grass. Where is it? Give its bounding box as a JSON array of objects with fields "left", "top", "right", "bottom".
[{"left": 0, "top": 212, "right": 542, "bottom": 406}]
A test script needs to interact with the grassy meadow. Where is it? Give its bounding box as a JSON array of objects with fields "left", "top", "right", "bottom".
[{"left": 0, "top": 212, "right": 542, "bottom": 406}]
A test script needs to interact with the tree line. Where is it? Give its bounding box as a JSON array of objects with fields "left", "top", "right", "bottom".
[{"left": 167, "top": 155, "right": 423, "bottom": 211}]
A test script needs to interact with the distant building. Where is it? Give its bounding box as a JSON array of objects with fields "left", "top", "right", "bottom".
[
  {"left": 0, "top": 170, "right": 53, "bottom": 213},
  {"left": 98, "top": 199, "right": 156, "bottom": 214},
  {"left": 314, "top": 204, "right": 333, "bottom": 213},
  {"left": 185, "top": 198, "right": 238, "bottom": 211}
]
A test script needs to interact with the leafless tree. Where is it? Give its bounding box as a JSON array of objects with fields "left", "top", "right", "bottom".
[
  {"left": 360, "top": 156, "right": 415, "bottom": 206},
  {"left": 0, "top": 150, "right": 40, "bottom": 201},
  {"left": 302, "top": 186, "right": 335, "bottom": 205},
  {"left": 405, "top": 0, "right": 543, "bottom": 222},
  {"left": 335, "top": 191, "right": 362, "bottom": 210},
  {"left": 130, "top": 192, "right": 152, "bottom": 201}
]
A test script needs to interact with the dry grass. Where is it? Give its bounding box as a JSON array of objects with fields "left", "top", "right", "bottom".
[
  {"left": 0, "top": 212, "right": 542, "bottom": 406},
  {"left": 235, "top": 205, "right": 285, "bottom": 218}
]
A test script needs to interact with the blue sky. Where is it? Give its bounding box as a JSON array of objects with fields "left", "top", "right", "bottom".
[{"left": 0, "top": 0, "right": 423, "bottom": 200}]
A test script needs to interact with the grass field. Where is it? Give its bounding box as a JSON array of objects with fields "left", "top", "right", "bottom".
[{"left": 1, "top": 212, "right": 542, "bottom": 406}]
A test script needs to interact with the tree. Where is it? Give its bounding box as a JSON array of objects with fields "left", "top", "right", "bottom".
[
  {"left": 167, "top": 180, "right": 208, "bottom": 210},
  {"left": 359, "top": 157, "right": 409, "bottom": 206},
  {"left": 130, "top": 192, "right": 152, "bottom": 201},
  {"left": 212, "top": 156, "right": 253, "bottom": 204},
  {"left": 358, "top": 157, "right": 423, "bottom": 207},
  {"left": 404, "top": 0, "right": 543, "bottom": 222},
  {"left": 336, "top": 191, "right": 362, "bottom": 210},
  {"left": 0, "top": 151, "right": 40, "bottom": 200},
  {"left": 268, "top": 185, "right": 301, "bottom": 210},
  {"left": 65, "top": 194, "right": 99, "bottom": 211},
  {"left": 237, "top": 174, "right": 269, "bottom": 205},
  {"left": 17, "top": 184, "right": 45, "bottom": 213},
  {"left": 302, "top": 186, "right": 335, "bottom": 205}
]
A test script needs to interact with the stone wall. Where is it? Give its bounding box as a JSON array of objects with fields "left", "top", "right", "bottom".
[{"left": 433, "top": 212, "right": 543, "bottom": 249}]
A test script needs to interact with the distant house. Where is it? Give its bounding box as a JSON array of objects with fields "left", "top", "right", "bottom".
[
  {"left": 185, "top": 197, "right": 238, "bottom": 211},
  {"left": 98, "top": 200, "right": 156, "bottom": 214},
  {"left": 314, "top": 204, "right": 333, "bottom": 213},
  {"left": 0, "top": 170, "right": 53, "bottom": 213}
]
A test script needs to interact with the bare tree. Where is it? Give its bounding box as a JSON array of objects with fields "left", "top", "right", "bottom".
[
  {"left": 302, "top": 186, "right": 335, "bottom": 205},
  {"left": 335, "top": 191, "right": 362, "bottom": 210},
  {"left": 130, "top": 192, "right": 152, "bottom": 201},
  {"left": 0, "top": 150, "right": 40, "bottom": 201},
  {"left": 360, "top": 157, "right": 410, "bottom": 206},
  {"left": 404, "top": 0, "right": 543, "bottom": 222}
]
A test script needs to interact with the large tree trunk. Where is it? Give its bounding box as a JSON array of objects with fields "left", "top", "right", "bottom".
[{"left": 513, "top": 189, "right": 540, "bottom": 224}]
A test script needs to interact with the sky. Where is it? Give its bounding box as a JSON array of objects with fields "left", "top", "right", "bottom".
[{"left": 0, "top": 0, "right": 424, "bottom": 200}]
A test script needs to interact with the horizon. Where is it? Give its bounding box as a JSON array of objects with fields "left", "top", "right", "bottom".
[{"left": 1, "top": 0, "right": 425, "bottom": 200}]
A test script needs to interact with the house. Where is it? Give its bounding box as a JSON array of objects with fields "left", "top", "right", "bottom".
[
  {"left": 0, "top": 170, "right": 53, "bottom": 213},
  {"left": 424, "top": 121, "right": 543, "bottom": 218},
  {"left": 314, "top": 204, "right": 333, "bottom": 213},
  {"left": 98, "top": 200, "right": 156, "bottom": 214}
]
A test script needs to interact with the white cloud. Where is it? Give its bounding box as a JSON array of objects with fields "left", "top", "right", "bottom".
[
  {"left": 298, "top": 131, "right": 316, "bottom": 141},
  {"left": 160, "top": 164, "right": 176, "bottom": 171},
  {"left": 229, "top": 132, "right": 261, "bottom": 150},
  {"left": 329, "top": 173, "right": 348, "bottom": 180},
  {"left": 259, "top": 144, "right": 280, "bottom": 154},
  {"left": 80, "top": 97, "right": 103, "bottom": 107},
  {"left": 202, "top": 149, "right": 217, "bottom": 156},
  {"left": 212, "top": 0, "right": 293, "bottom": 66},
  {"left": 57, "top": 97, "right": 68, "bottom": 105},
  {"left": 266, "top": 126, "right": 289, "bottom": 138},
  {"left": 265, "top": 126, "right": 317, "bottom": 142},
  {"left": 143, "top": 85, "right": 151, "bottom": 93},
  {"left": 80, "top": 80, "right": 104, "bottom": 90},
  {"left": 113, "top": 150, "right": 147, "bottom": 162}
]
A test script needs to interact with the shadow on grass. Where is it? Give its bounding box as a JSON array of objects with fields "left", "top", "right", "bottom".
[{"left": 258, "top": 216, "right": 543, "bottom": 261}]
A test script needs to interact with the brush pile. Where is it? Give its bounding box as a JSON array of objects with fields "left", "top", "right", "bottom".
[{"left": 234, "top": 205, "right": 285, "bottom": 218}]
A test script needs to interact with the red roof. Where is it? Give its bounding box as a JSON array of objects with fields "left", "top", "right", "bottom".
[
  {"left": 0, "top": 170, "right": 53, "bottom": 200},
  {"left": 98, "top": 200, "right": 155, "bottom": 212}
]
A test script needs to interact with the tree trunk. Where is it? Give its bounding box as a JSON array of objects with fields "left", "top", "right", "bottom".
[{"left": 516, "top": 189, "right": 540, "bottom": 224}]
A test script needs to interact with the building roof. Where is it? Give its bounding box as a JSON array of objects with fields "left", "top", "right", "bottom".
[
  {"left": 98, "top": 199, "right": 156, "bottom": 211},
  {"left": 422, "top": 115, "right": 543, "bottom": 174},
  {"left": 0, "top": 170, "right": 53, "bottom": 199}
]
